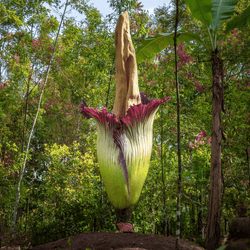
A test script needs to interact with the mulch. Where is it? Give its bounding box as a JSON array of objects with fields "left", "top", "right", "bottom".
[{"left": 30, "top": 232, "right": 205, "bottom": 250}]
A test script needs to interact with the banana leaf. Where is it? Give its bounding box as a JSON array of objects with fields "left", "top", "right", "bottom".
[{"left": 136, "top": 32, "right": 202, "bottom": 64}]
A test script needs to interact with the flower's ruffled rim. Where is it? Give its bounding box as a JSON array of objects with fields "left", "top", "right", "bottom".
[
  {"left": 121, "top": 92, "right": 171, "bottom": 127},
  {"left": 79, "top": 92, "right": 171, "bottom": 206},
  {"left": 79, "top": 92, "right": 171, "bottom": 127},
  {"left": 79, "top": 100, "right": 120, "bottom": 127}
]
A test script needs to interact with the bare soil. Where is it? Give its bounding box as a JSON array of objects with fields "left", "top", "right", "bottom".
[{"left": 30, "top": 232, "right": 205, "bottom": 250}]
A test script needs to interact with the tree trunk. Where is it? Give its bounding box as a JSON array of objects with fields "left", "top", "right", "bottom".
[
  {"left": 197, "top": 195, "right": 202, "bottom": 239},
  {"left": 174, "top": 0, "right": 181, "bottom": 249},
  {"left": 247, "top": 147, "right": 250, "bottom": 188},
  {"left": 167, "top": 218, "right": 170, "bottom": 236},
  {"left": 190, "top": 203, "right": 195, "bottom": 238},
  {"left": 206, "top": 48, "right": 223, "bottom": 250}
]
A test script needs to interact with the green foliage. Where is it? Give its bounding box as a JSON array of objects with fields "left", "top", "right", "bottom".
[
  {"left": 108, "top": 0, "right": 137, "bottom": 16},
  {"left": 185, "top": 0, "right": 240, "bottom": 50},
  {"left": 211, "top": 0, "right": 238, "bottom": 32},
  {"left": 67, "top": 236, "right": 71, "bottom": 246},
  {"left": 27, "top": 140, "right": 115, "bottom": 245},
  {"left": 226, "top": 4, "right": 250, "bottom": 33},
  {"left": 136, "top": 32, "right": 201, "bottom": 63},
  {"left": 185, "top": 0, "right": 212, "bottom": 28},
  {"left": 0, "top": 0, "right": 249, "bottom": 248},
  {"left": 0, "top": 3, "right": 23, "bottom": 27}
]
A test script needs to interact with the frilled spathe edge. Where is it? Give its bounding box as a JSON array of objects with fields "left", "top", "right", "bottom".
[
  {"left": 79, "top": 92, "right": 171, "bottom": 127},
  {"left": 79, "top": 101, "right": 120, "bottom": 129},
  {"left": 121, "top": 94, "right": 171, "bottom": 127}
]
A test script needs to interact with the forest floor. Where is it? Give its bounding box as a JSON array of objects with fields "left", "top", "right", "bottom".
[{"left": 30, "top": 232, "right": 205, "bottom": 250}]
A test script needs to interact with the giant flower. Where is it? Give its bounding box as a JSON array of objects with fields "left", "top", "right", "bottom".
[{"left": 79, "top": 11, "right": 170, "bottom": 226}]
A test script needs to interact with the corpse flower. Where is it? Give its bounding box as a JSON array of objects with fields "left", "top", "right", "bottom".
[{"left": 79, "top": 11, "right": 170, "bottom": 225}]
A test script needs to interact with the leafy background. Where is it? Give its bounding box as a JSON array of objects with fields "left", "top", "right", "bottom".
[{"left": 0, "top": 0, "right": 249, "bottom": 248}]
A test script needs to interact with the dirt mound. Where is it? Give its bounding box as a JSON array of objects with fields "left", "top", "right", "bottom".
[{"left": 30, "top": 232, "right": 205, "bottom": 250}]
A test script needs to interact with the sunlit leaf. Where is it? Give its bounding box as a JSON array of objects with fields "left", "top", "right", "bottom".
[
  {"left": 185, "top": 0, "right": 212, "bottom": 28},
  {"left": 136, "top": 32, "right": 202, "bottom": 64},
  {"left": 211, "top": 0, "right": 238, "bottom": 32}
]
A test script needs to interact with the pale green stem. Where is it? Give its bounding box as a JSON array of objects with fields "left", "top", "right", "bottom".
[{"left": 207, "top": 27, "right": 215, "bottom": 51}]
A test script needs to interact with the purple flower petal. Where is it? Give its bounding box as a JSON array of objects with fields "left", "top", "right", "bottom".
[
  {"left": 140, "top": 92, "right": 151, "bottom": 105},
  {"left": 79, "top": 100, "right": 120, "bottom": 127},
  {"left": 121, "top": 95, "right": 171, "bottom": 127}
]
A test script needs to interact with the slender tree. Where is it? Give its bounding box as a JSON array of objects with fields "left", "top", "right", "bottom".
[
  {"left": 206, "top": 46, "right": 224, "bottom": 249},
  {"left": 11, "top": 0, "right": 69, "bottom": 232},
  {"left": 173, "top": 0, "right": 182, "bottom": 249}
]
